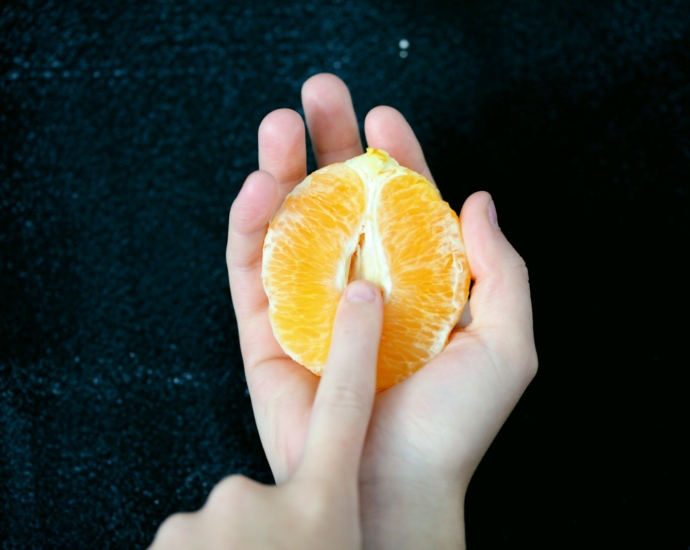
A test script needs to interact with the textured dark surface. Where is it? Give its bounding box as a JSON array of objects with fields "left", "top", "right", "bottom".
[{"left": 2, "top": 0, "right": 689, "bottom": 548}]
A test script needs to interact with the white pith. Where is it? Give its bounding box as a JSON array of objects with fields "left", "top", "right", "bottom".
[
  {"left": 334, "top": 149, "right": 405, "bottom": 299},
  {"left": 265, "top": 149, "right": 407, "bottom": 301}
]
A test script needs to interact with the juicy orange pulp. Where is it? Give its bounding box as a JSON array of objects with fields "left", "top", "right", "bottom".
[{"left": 262, "top": 148, "right": 470, "bottom": 389}]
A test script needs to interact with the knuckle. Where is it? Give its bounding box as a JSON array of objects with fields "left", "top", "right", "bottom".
[
  {"left": 205, "top": 474, "right": 252, "bottom": 510},
  {"left": 481, "top": 254, "right": 529, "bottom": 299},
  {"left": 319, "top": 381, "right": 369, "bottom": 414},
  {"left": 293, "top": 482, "right": 334, "bottom": 523},
  {"left": 515, "top": 256, "right": 529, "bottom": 283},
  {"left": 227, "top": 253, "right": 262, "bottom": 275},
  {"left": 506, "top": 253, "right": 530, "bottom": 289},
  {"left": 153, "top": 513, "right": 193, "bottom": 547},
  {"left": 225, "top": 235, "right": 233, "bottom": 267}
]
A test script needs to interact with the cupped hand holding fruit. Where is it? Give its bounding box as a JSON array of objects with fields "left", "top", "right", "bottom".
[{"left": 226, "top": 74, "right": 537, "bottom": 549}]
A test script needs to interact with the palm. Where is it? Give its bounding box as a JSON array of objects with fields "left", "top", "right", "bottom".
[
  {"left": 238, "top": 319, "right": 499, "bottom": 484},
  {"left": 362, "top": 334, "right": 518, "bottom": 484},
  {"left": 240, "top": 312, "right": 520, "bottom": 486},
  {"left": 228, "top": 73, "right": 535, "bottom": 487}
]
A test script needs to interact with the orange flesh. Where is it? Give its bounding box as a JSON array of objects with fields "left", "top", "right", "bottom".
[
  {"left": 262, "top": 150, "right": 469, "bottom": 389},
  {"left": 376, "top": 174, "right": 468, "bottom": 387},
  {"left": 264, "top": 164, "right": 366, "bottom": 367}
]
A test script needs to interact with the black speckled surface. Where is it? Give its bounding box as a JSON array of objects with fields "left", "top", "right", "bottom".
[{"left": 2, "top": 0, "right": 689, "bottom": 548}]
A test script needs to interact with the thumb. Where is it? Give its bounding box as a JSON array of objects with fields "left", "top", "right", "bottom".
[
  {"left": 296, "top": 280, "right": 383, "bottom": 481},
  {"left": 459, "top": 192, "right": 536, "bottom": 373}
]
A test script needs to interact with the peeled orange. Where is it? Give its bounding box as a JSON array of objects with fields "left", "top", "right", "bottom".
[{"left": 262, "top": 148, "right": 470, "bottom": 389}]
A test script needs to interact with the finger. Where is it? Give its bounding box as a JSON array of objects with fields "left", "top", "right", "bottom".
[
  {"left": 258, "top": 108, "right": 308, "bottom": 207},
  {"left": 297, "top": 280, "right": 383, "bottom": 482},
  {"left": 301, "top": 73, "right": 363, "bottom": 167},
  {"left": 455, "top": 191, "right": 537, "bottom": 374},
  {"left": 226, "top": 170, "right": 294, "bottom": 366},
  {"left": 364, "top": 105, "right": 436, "bottom": 187},
  {"left": 227, "top": 170, "right": 278, "bottom": 325},
  {"left": 228, "top": 171, "right": 318, "bottom": 481}
]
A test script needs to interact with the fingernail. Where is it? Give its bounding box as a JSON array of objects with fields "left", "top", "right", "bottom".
[
  {"left": 345, "top": 280, "right": 376, "bottom": 302},
  {"left": 487, "top": 199, "right": 500, "bottom": 229}
]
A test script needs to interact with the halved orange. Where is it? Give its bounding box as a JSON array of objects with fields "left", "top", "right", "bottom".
[{"left": 262, "top": 148, "right": 470, "bottom": 389}]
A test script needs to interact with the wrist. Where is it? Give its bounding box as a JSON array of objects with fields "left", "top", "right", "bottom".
[{"left": 359, "top": 474, "right": 466, "bottom": 550}]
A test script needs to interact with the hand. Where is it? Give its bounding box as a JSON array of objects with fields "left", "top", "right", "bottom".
[
  {"left": 149, "top": 280, "right": 384, "bottom": 549},
  {"left": 226, "top": 73, "right": 537, "bottom": 549}
]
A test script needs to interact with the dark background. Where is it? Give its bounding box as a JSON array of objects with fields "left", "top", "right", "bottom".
[{"left": 2, "top": 0, "right": 689, "bottom": 548}]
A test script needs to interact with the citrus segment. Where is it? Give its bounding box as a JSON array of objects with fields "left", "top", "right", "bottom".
[
  {"left": 262, "top": 164, "right": 366, "bottom": 368},
  {"left": 262, "top": 148, "right": 470, "bottom": 389},
  {"left": 376, "top": 173, "right": 470, "bottom": 387}
]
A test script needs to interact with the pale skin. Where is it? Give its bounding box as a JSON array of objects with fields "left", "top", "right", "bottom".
[{"left": 150, "top": 73, "right": 537, "bottom": 549}]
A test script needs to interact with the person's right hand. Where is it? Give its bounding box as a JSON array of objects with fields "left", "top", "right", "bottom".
[
  {"left": 150, "top": 279, "right": 384, "bottom": 550},
  {"left": 227, "top": 73, "right": 537, "bottom": 549}
]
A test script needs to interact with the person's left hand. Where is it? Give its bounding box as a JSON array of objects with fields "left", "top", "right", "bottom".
[
  {"left": 149, "top": 279, "right": 383, "bottom": 549},
  {"left": 225, "top": 73, "right": 537, "bottom": 549}
]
